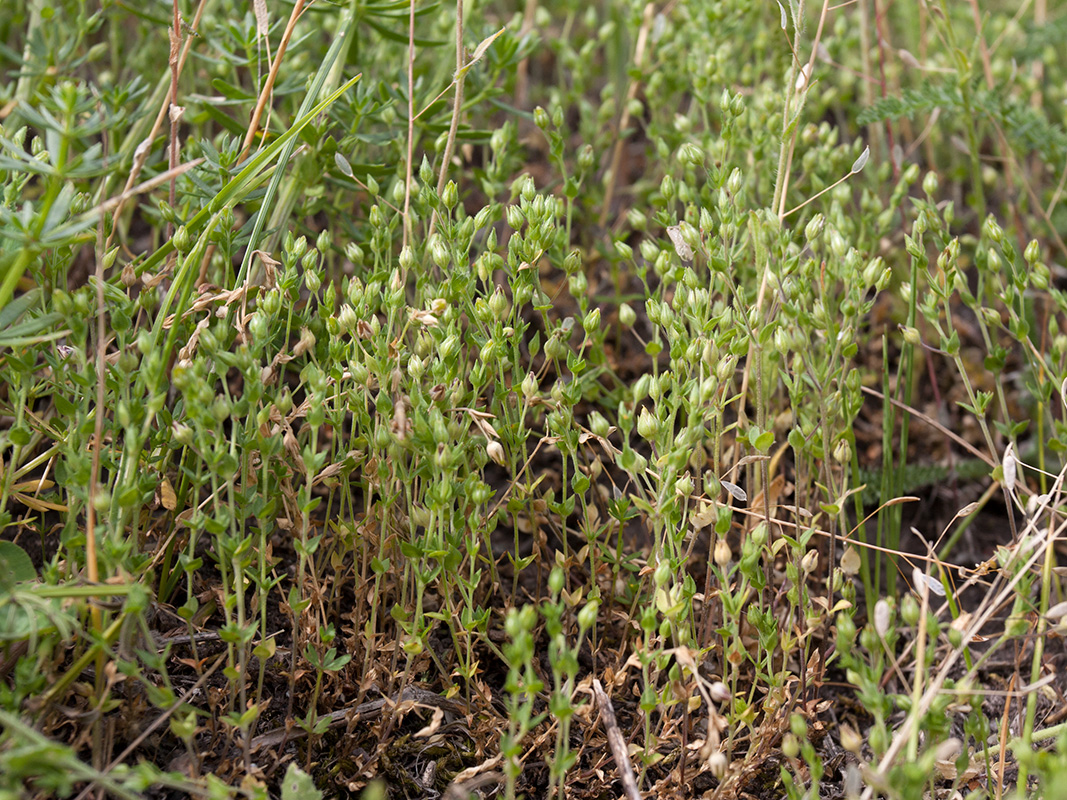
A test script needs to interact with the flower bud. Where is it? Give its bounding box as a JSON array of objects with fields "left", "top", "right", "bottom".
[
  {"left": 922, "top": 171, "right": 939, "bottom": 197},
  {"left": 985, "top": 248, "right": 1001, "bottom": 273},
  {"left": 481, "top": 288, "right": 505, "bottom": 322},
  {"left": 173, "top": 423, "right": 195, "bottom": 448},
  {"left": 983, "top": 215, "right": 1004, "bottom": 244},
  {"left": 716, "top": 355, "right": 736, "bottom": 383},
  {"left": 583, "top": 307, "right": 601, "bottom": 334},
  {"left": 653, "top": 559, "right": 671, "bottom": 587},
  {"left": 637, "top": 407, "right": 660, "bottom": 440},
  {"left": 901, "top": 593, "right": 920, "bottom": 626},
  {"left": 862, "top": 256, "right": 884, "bottom": 287},
  {"left": 829, "top": 228, "right": 847, "bottom": 258},
  {"left": 520, "top": 375, "right": 537, "bottom": 401},
  {"left": 588, "top": 410, "right": 610, "bottom": 438},
  {"left": 707, "top": 536, "right": 728, "bottom": 567},
  {"left": 399, "top": 246, "right": 416, "bottom": 272},
  {"left": 873, "top": 598, "right": 891, "bottom": 636},
  {"left": 1032, "top": 262, "right": 1050, "bottom": 290},
  {"left": 548, "top": 566, "right": 565, "bottom": 595},
  {"left": 632, "top": 374, "right": 651, "bottom": 403},
  {"left": 486, "top": 440, "right": 506, "bottom": 466},
  {"left": 904, "top": 235, "right": 923, "bottom": 259},
  {"left": 338, "top": 304, "right": 358, "bottom": 333},
  {"left": 569, "top": 271, "right": 587, "bottom": 296},
  {"left": 474, "top": 205, "right": 494, "bottom": 231},
  {"left": 678, "top": 142, "right": 704, "bottom": 168},
  {"left": 804, "top": 213, "right": 825, "bottom": 243},
  {"left": 490, "top": 127, "right": 507, "bottom": 153},
  {"left": 172, "top": 225, "right": 190, "bottom": 253},
  {"left": 577, "top": 600, "right": 598, "bottom": 632},
  {"left": 250, "top": 311, "right": 269, "bottom": 342},
  {"left": 840, "top": 724, "right": 862, "bottom": 754},
  {"left": 441, "top": 180, "right": 458, "bottom": 210},
  {"left": 727, "top": 168, "right": 742, "bottom": 195},
  {"left": 1024, "top": 239, "right": 1040, "bottom": 264},
  {"left": 675, "top": 473, "right": 694, "bottom": 497},
  {"left": 506, "top": 204, "right": 524, "bottom": 229},
  {"left": 544, "top": 334, "right": 568, "bottom": 361},
  {"left": 440, "top": 333, "right": 461, "bottom": 361}
]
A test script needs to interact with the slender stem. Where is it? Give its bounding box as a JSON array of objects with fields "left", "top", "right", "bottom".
[
  {"left": 429, "top": 0, "right": 465, "bottom": 242},
  {"left": 402, "top": 0, "right": 417, "bottom": 248}
]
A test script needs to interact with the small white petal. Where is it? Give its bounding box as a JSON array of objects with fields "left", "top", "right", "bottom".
[
  {"left": 721, "top": 480, "right": 747, "bottom": 503},
  {"left": 851, "top": 145, "right": 870, "bottom": 174}
]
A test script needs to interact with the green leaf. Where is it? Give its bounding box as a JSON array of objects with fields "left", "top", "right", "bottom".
[
  {"left": 135, "top": 73, "right": 363, "bottom": 281},
  {"left": 0, "top": 541, "right": 36, "bottom": 589},
  {"left": 210, "top": 78, "right": 258, "bottom": 101},
  {"left": 365, "top": 18, "right": 445, "bottom": 47}
]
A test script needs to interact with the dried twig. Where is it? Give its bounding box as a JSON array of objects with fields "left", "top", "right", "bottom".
[
  {"left": 250, "top": 686, "right": 464, "bottom": 751},
  {"left": 599, "top": 3, "right": 654, "bottom": 228},
  {"left": 71, "top": 655, "right": 226, "bottom": 800},
  {"left": 592, "top": 679, "right": 642, "bottom": 800}
]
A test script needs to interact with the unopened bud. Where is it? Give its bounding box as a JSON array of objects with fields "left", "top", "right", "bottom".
[
  {"left": 840, "top": 724, "right": 862, "bottom": 754},
  {"left": 578, "top": 144, "right": 595, "bottom": 172},
  {"left": 727, "top": 168, "right": 742, "bottom": 195},
  {"left": 441, "top": 180, "right": 458, "bottom": 210},
  {"left": 714, "top": 538, "right": 732, "bottom": 567},
  {"left": 486, "top": 440, "right": 506, "bottom": 466},
  {"left": 709, "top": 681, "right": 731, "bottom": 703},
  {"left": 922, "top": 171, "right": 939, "bottom": 197},
  {"left": 678, "top": 142, "right": 704, "bottom": 168},
  {"left": 804, "top": 213, "right": 825, "bottom": 242},
  {"left": 399, "top": 246, "right": 416, "bottom": 271},
  {"left": 583, "top": 307, "right": 601, "bottom": 334},
  {"left": 983, "top": 215, "right": 1004, "bottom": 244},
  {"left": 637, "top": 408, "right": 660, "bottom": 440},
  {"left": 521, "top": 372, "right": 538, "bottom": 399}
]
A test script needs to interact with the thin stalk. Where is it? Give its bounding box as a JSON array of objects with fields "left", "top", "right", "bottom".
[
  {"left": 907, "top": 579, "right": 931, "bottom": 761},
  {"left": 429, "top": 0, "right": 465, "bottom": 242},
  {"left": 402, "top": 0, "right": 417, "bottom": 248},
  {"left": 1017, "top": 519, "right": 1057, "bottom": 791}
]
